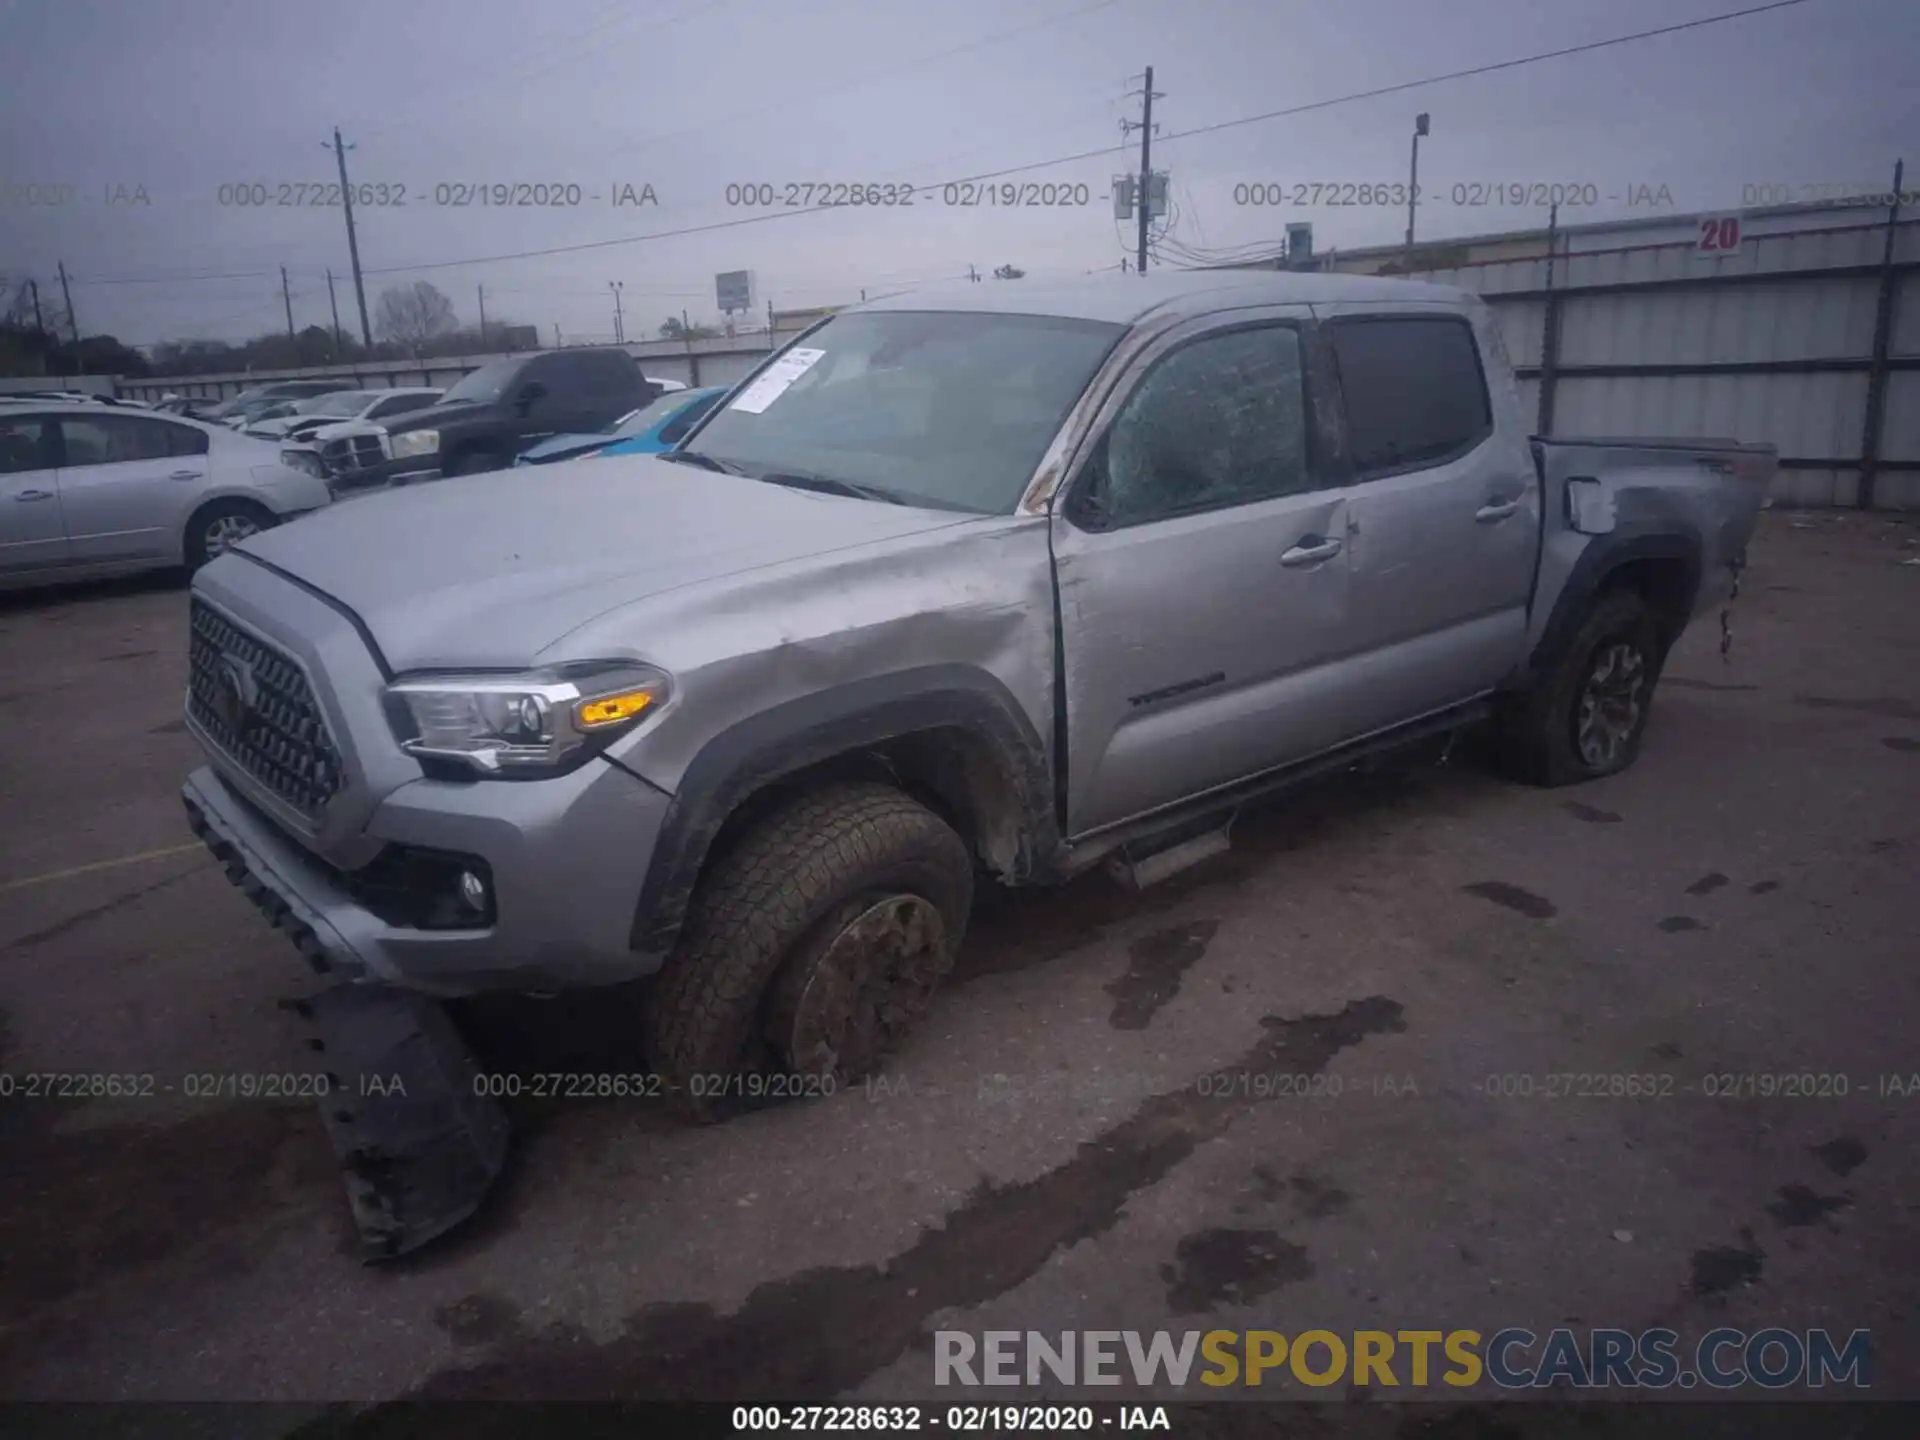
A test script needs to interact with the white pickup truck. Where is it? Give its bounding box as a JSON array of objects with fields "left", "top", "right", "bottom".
[{"left": 180, "top": 271, "right": 1772, "bottom": 1253}]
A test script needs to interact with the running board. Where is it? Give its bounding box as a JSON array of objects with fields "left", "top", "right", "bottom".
[
  {"left": 1107, "top": 819, "right": 1234, "bottom": 891},
  {"left": 282, "top": 985, "right": 510, "bottom": 1262}
]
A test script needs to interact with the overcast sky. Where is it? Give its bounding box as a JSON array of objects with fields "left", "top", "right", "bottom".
[{"left": 0, "top": 0, "right": 1911, "bottom": 351}]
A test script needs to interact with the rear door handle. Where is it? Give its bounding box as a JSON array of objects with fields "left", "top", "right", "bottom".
[
  {"left": 1280, "top": 536, "right": 1343, "bottom": 567},
  {"left": 1475, "top": 497, "right": 1521, "bottom": 523},
  {"left": 168, "top": 469, "right": 203, "bottom": 481},
  {"left": 14, "top": 488, "right": 54, "bottom": 502}
]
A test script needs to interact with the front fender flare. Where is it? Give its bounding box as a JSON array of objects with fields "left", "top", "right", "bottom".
[{"left": 626, "top": 666, "right": 1055, "bottom": 958}]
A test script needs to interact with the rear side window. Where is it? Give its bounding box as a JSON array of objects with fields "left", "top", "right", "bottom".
[
  {"left": 1328, "top": 316, "right": 1491, "bottom": 476},
  {"left": 57, "top": 414, "right": 207, "bottom": 466},
  {"left": 581, "top": 351, "right": 640, "bottom": 398}
]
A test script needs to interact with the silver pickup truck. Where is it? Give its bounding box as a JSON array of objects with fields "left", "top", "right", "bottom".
[{"left": 180, "top": 273, "right": 1769, "bottom": 1239}]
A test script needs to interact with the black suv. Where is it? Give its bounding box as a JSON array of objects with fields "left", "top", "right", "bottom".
[{"left": 325, "top": 348, "right": 656, "bottom": 490}]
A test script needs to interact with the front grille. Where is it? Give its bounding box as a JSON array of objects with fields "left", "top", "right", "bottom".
[
  {"left": 322, "top": 434, "right": 386, "bottom": 474},
  {"left": 188, "top": 601, "right": 345, "bottom": 817}
]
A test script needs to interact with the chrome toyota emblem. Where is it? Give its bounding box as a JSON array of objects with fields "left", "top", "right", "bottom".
[{"left": 212, "top": 653, "right": 259, "bottom": 732}]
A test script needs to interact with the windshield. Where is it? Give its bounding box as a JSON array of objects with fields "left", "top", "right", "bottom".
[
  {"left": 684, "top": 311, "right": 1122, "bottom": 513},
  {"left": 604, "top": 391, "right": 699, "bottom": 437},
  {"left": 298, "top": 390, "right": 374, "bottom": 416},
  {"left": 439, "top": 358, "right": 524, "bottom": 406}
]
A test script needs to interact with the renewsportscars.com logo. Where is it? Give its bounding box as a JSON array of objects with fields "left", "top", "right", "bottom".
[{"left": 934, "top": 1328, "right": 1873, "bottom": 1390}]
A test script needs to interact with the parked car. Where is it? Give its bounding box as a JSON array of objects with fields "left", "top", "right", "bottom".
[
  {"left": 317, "top": 348, "right": 657, "bottom": 490},
  {"left": 160, "top": 396, "right": 229, "bottom": 421},
  {"left": 178, "top": 272, "right": 1771, "bottom": 1250},
  {"left": 246, "top": 388, "right": 442, "bottom": 443},
  {"left": 203, "top": 381, "right": 357, "bottom": 426},
  {"left": 513, "top": 386, "right": 727, "bottom": 465},
  {"left": 0, "top": 403, "right": 332, "bottom": 588}
]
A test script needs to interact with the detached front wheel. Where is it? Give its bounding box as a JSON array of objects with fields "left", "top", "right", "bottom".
[
  {"left": 645, "top": 782, "right": 973, "bottom": 1122},
  {"left": 1500, "top": 589, "right": 1664, "bottom": 786}
]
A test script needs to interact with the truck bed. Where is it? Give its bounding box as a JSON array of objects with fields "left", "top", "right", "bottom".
[{"left": 1526, "top": 435, "right": 1777, "bottom": 657}]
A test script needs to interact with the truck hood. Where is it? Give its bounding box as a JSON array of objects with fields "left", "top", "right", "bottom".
[
  {"left": 232, "top": 455, "right": 972, "bottom": 670},
  {"left": 381, "top": 398, "right": 492, "bottom": 435}
]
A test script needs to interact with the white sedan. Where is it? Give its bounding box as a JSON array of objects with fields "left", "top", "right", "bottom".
[
  {"left": 243, "top": 387, "right": 443, "bottom": 443},
  {"left": 0, "top": 402, "right": 333, "bottom": 590}
]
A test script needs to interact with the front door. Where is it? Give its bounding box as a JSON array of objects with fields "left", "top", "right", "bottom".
[
  {"left": 0, "top": 413, "right": 69, "bottom": 574},
  {"left": 1052, "top": 312, "right": 1365, "bottom": 837}
]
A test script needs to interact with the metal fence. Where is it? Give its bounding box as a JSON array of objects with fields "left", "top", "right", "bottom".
[
  {"left": 1378, "top": 209, "right": 1919, "bottom": 511},
  {"left": 110, "top": 327, "right": 809, "bottom": 405}
]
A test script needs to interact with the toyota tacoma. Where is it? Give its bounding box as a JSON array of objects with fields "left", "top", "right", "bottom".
[{"left": 178, "top": 272, "right": 1771, "bottom": 1252}]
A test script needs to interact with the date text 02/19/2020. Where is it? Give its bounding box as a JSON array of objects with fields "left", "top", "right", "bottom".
[
  {"left": 1230, "top": 181, "right": 1677, "bottom": 208},
  {"left": 729, "top": 1405, "right": 1170, "bottom": 1431}
]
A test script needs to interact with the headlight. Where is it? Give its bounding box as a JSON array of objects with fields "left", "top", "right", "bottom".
[
  {"left": 385, "top": 662, "right": 670, "bottom": 775},
  {"left": 390, "top": 428, "right": 440, "bottom": 459}
]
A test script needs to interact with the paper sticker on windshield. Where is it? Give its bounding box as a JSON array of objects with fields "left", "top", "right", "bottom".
[{"left": 728, "top": 347, "right": 826, "bottom": 414}]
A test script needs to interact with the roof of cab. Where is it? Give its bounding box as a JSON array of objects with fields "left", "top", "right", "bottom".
[{"left": 853, "top": 270, "right": 1470, "bottom": 326}]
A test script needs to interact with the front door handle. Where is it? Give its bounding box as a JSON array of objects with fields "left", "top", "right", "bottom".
[
  {"left": 1475, "top": 497, "right": 1521, "bottom": 523},
  {"left": 14, "top": 488, "right": 54, "bottom": 502},
  {"left": 1280, "top": 536, "right": 1343, "bottom": 567},
  {"left": 168, "top": 469, "right": 203, "bottom": 481}
]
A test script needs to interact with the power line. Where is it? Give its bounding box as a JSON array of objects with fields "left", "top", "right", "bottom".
[
  {"left": 592, "top": 0, "right": 1125, "bottom": 163},
  {"left": 353, "top": 0, "right": 742, "bottom": 147},
  {"left": 349, "top": 0, "right": 1822, "bottom": 278}
]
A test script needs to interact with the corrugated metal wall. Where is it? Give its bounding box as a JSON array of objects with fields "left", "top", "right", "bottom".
[{"left": 1383, "top": 209, "right": 1920, "bottom": 511}]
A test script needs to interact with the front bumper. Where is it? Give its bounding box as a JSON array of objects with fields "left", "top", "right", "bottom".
[
  {"left": 183, "top": 758, "right": 673, "bottom": 997},
  {"left": 318, "top": 447, "right": 441, "bottom": 492}
]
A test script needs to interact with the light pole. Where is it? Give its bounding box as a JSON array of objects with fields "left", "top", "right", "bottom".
[
  {"left": 1404, "top": 112, "right": 1430, "bottom": 275},
  {"left": 609, "top": 281, "right": 625, "bottom": 344}
]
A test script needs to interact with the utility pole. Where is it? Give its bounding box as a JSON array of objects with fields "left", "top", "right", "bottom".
[
  {"left": 476, "top": 284, "right": 488, "bottom": 350},
  {"left": 28, "top": 279, "right": 45, "bottom": 337},
  {"left": 57, "top": 262, "right": 79, "bottom": 343},
  {"left": 326, "top": 269, "right": 344, "bottom": 355},
  {"left": 327, "top": 127, "right": 373, "bottom": 346},
  {"left": 281, "top": 265, "right": 295, "bottom": 340},
  {"left": 609, "top": 281, "right": 625, "bottom": 343},
  {"left": 1404, "top": 113, "right": 1430, "bottom": 274},
  {"left": 1122, "top": 68, "right": 1162, "bottom": 275}
]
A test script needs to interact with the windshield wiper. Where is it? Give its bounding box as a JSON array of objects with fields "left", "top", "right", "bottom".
[
  {"left": 753, "top": 470, "right": 911, "bottom": 505},
  {"left": 657, "top": 449, "right": 745, "bottom": 474}
]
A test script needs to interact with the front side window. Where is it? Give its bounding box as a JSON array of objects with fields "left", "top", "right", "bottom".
[
  {"left": 440, "top": 360, "right": 525, "bottom": 406},
  {"left": 1082, "top": 325, "right": 1312, "bottom": 528},
  {"left": 686, "top": 310, "right": 1122, "bottom": 513},
  {"left": 0, "top": 415, "right": 56, "bottom": 474},
  {"left": 1327, "top": 316, "right": 1491, "bottom": 476}
]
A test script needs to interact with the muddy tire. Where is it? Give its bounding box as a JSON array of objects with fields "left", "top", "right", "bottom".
[
  {"left": 645, "top": 782, "right": 973, "bottom": 1122},
  {"left": 185, "top": 497, "right": 276, "bottom": 571},
  {"left": 1498, "top": 589, "right": 1665, "bottom": 787}
]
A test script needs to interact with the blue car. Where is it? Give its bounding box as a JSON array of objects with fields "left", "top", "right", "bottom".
[{"left": 513, "top": 386, "right": 728, "bottom": 466}]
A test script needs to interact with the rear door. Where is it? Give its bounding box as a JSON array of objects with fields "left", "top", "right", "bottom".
[
  {"left": 1053, "top": 308, "right": 1365, "bottom": 836},
  {"left": 0, "top": 412, "right": 69, "bottom": 573},
  {"left": 1315, "top": 303, "right": 1538, "bottom": 733},
  {"left": 54, "top": 413, "right": 211, "bottom": 563}
]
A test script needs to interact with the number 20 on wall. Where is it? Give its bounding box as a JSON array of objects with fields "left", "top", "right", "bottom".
[{"left": 1695, "top": 214, "right": 1743, "bottom": 253}]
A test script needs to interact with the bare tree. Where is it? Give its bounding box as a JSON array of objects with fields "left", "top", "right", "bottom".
[{"left": 374, "top": 281, "right": 458, "bottom": 350}]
